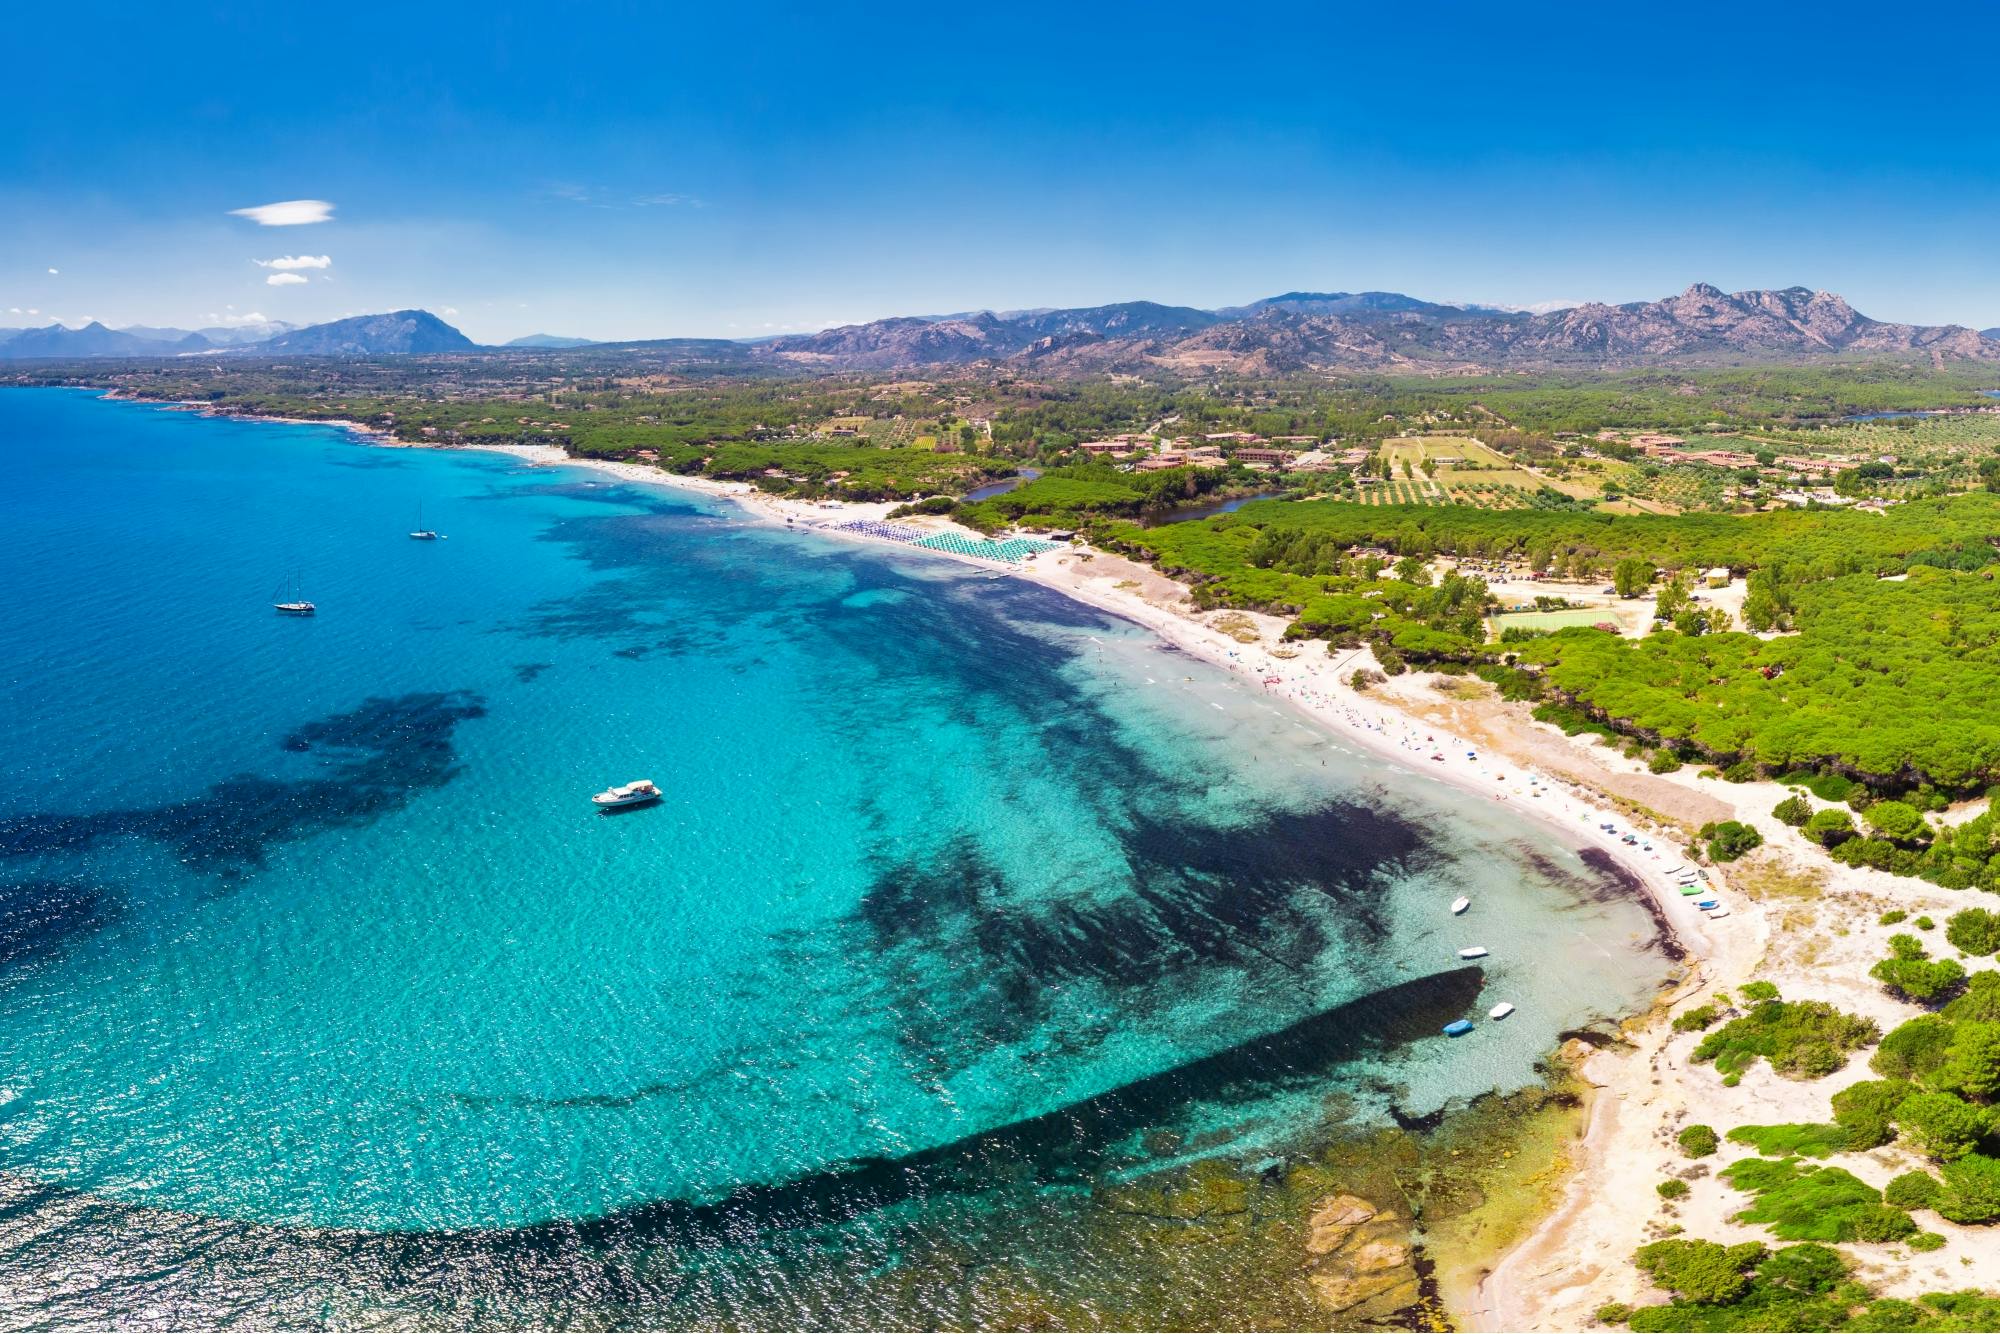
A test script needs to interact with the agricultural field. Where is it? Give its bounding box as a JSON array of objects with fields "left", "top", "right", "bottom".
[
  {"left": 1490, "top": 607, "right": 1622, "bottom": 631},
  {"left": 1768, "top": 410, "right": 2000, "bottom": 465},
  {"left": 1381, "top": 435, "right": 1516, "bottom": 476}
]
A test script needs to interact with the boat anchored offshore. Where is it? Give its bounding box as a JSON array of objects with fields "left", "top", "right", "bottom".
[
  {"left": 1489, "top": 1002, "right": 1516, "bottom": 1020},
  {"left": 1442, "top": 1019, "right": 1474, "bottom": 1037},
  {"left": 410, "top": 503, "right": 441, "bottom": 540},
  {"left": 272, "top": 574, "right": 315, "bottom": 616},
  {"left": 1451, "top": 895, "right": 1471, "bottom": 915},
  {"left": 1457, "top": 946, "right": 1489, "bottom": 960},
  {"left": 593, "top": 779, "right": 661, "bottom": 810}
]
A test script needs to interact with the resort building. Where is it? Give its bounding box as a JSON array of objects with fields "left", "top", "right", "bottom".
[{"left": 1233, "top": 447, "right": 1299, "bottom": 468}]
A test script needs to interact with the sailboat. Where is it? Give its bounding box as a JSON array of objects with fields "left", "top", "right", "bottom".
[
  {"left": 409, "top": 503, "right": 440, "bottom": 541},
  {"left": 272, "top": 573, "right": 315, "bottom": 616}
]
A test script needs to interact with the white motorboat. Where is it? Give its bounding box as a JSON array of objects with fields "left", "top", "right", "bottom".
[
  {"left": 1489, "top": 1002, "right": 1516, "bottom": 1020},
  {"left": 1706, "top": 907, "right": 1731, "bottom": 919},
  {"left": 1451, "top": 896, "right": 1471, "bottom": 915},
  {"left": 593, "top": 779, "right": 661, "bottom": 809},
  {"left": 1458, "top": 946, "right": 1489, "bottom": 959}
]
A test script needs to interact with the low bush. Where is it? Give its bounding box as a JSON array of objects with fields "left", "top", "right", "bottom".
[
  {"left": 1700, "top": 820, "right": 1765, "bottom": 862},
  {"left": 1938, "top": 1153, "right": 2000, "bottom": 1224},
  {"left": 1721, "top": 1157, "right": 1916, "bottom": 1243},
  {"left": 1831, "top": 1079, "right": 1909, "bottom": 1150},
  {"left": 1778, "top": 770, "right": 1857, "bottom": 803},
  {"left": 1673, "top": 1004, "right": 1719, "bottom": 1033},
  {"left": 1678, "top": 1124, "right": 1720, "bottom": 1158},
  {"left": 1725, "top": 1123, "right": 1850, "bottom": 1158},
  {"left": 1692, "top": 999, "right": 1879, "bottom": 1085},
  {"left": 1772, "top": 793, "right": 1812, "bottom": 827},
  {"left": 1894, "top": 1090, "right": 1990, "bottom": 1162},
  {"left": 1947, "top": 908, "right": 2000, "bottom": 958},
  {"left": 1884, "top": 1170, "right": 1945, "bottom": 1210},
  {"left": 1944, "top": 973, "right": 2000, "bottom": 1023},
  {"left": 1873, "top": 1015, "right": 1958, "bottom": 1081},
  {"left": 1872, "top": 935, "right": 1968, "bottom": 1004},
  {"left": 1805, "top": 808, "right": 1857, "bottom": 846}
]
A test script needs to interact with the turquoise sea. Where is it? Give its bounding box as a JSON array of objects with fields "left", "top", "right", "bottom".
[{"left": 0, "top": 389, "right": 1672, "bottom": 1327}]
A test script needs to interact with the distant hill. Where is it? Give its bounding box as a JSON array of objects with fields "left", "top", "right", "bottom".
[
  {"left": 504, "top": 333, "right": 596, "bottom": 348},
  {"left": 1218, "top": 290, "right": 1477, "bottom": 319},
  {"left": 251, "top": 310, "right": 476, "bottom": 357},
  {"left": 0, "top": 321, "right": 197, "bottom": 359}
]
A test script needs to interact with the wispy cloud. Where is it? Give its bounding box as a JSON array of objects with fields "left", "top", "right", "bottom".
[
  {"left": 255, "top": 254, "right": 331, "bottom": 270},
  {"left": 230, "top": 199, "right": 335, "bottom": 226},
  {"left": 542, "top": 183, "right": 704, "bottom": 209},
  {"left": 265, "top": 272, "right": 309, "bottom": 286},
  {"left": 46, "top": 267, "right": 58, "bottom": 275},
  {"left": 206, "top": 311, "right": 270, "bottom": 326}
]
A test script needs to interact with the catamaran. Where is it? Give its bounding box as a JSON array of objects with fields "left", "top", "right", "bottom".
[
  {"left": 272, "top": 574, "right": 315, "bottom": 616},
  {"left": 593, "top": 779, "right": 662, "bottom": 809}
]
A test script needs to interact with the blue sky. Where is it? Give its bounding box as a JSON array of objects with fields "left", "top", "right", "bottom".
[{"left": 9, "top": 1, "right": 2000, "bottom": 341}]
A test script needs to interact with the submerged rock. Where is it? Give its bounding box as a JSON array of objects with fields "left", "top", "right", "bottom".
[
  {"left": 1302, "top": 1190, "right": 1423, "bottom": 1318},
  {"left": 1305, "top": 1193, "right": 1378, "bottom": 1254}
]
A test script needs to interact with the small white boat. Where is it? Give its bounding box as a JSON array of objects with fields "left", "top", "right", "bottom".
[
  {"left": 1489, "top": 1002, "right": 1516, "bottom": 1020},
  {"left": 592, "top": 779, "right": 661, "bottom": 809},
  {"left": 1706, "top": 907, "right": 1731, "bottom": 919},
  {"left": 1458, "top": 946, "right": 1489, "bottom": 959},
  {"left": 272, "top": 573, "right": 315, "bottom": 616},
  {"left": 410, "top": 504, "right": 441, "bottom": 540},
  {"left": 1451, "top": 896, "right": 1471, "bottom": 915}
]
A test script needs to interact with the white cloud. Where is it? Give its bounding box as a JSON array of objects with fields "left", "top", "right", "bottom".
[
  {"left": 229, "top": 199, "right": 335, "bottom": 227},
  {"left": 442, "top": 306, "right": 459, "bottom": 316},
  {"left": 255, "top": 254, "right": 332, "bottom": 270},
  {"left": 47, "top": 267, "right": 57, "bottom": 275},
  {"left": 6, "top": 307, "right": 17, "bottom": 314},
  {"left": 266, "top": 273, "right": 309, "bottom": 286},
  {"left": 205, "top": 311, "right": 270, "bottom": 326}
]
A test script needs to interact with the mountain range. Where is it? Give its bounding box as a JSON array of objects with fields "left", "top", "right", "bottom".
[
  {"left": 4, "top": 286, "right": 1996, "bottom": 372},
  {"left": 749, "top": 285, "right": 2000, "bottom": 374}
]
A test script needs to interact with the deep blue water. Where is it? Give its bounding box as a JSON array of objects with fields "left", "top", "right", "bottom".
[{"left": 0, "top": 390, "right": 1671, "bottom": 1326}]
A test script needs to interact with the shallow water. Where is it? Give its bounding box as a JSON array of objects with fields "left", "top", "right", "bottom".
[{"left": 0, "top": 389, "right": 1671, "bottom": 1325}]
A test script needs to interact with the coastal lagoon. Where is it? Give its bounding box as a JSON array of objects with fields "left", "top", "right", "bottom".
[{"left": 0, "top": 390, "right": 1672, "bottom": 1326}]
